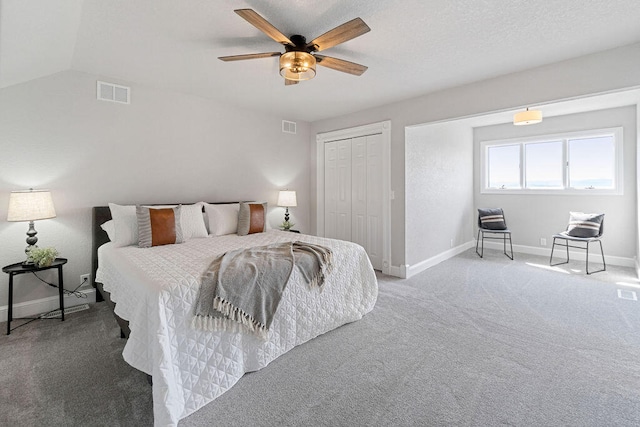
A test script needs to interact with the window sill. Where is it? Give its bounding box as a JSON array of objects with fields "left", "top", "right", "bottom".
[{"left": 481, "top": 189, "right": 623, "bottom": 196}]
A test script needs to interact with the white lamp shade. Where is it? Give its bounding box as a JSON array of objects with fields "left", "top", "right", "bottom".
[
  {"left": 513, "top": 109, "right": 543, "bottom": 126},
  {"left": 7, "top": 189, "right": 56, "bottom": 222},
  {"left": 277, "top": 190, "right": 297, "bottom": 207}
]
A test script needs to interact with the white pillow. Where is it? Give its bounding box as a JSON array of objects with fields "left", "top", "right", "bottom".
[
  {"left": 178, "top": 203, "right": 208, "bottom": 239},
  {"left": 100, "top": 220, "right": 116, "bottom": 241},
  {"left": 108, "top": 203, "right": 138, "bottom": 247},
  {"left": 108, "top": 203, "right": 208, "bottom": 247},
  {"left": 204, "top": 203, "right": 240, "bottom": 236}
]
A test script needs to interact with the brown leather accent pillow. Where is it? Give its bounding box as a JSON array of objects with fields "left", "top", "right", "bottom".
[
  {"left": 150, "top": 208, "right": 177, "bottom": 246},
  {"left": 248, "top": 204, "right": 265, "bottom": 234},
  {"left": 136, "top": 205, "right": 185, "bottom": 247},
  {"left": 237, "top": 202, "right": 267, "bottom": 236}
]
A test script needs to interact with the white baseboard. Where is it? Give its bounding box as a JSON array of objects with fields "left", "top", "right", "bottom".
[
  {"left": 387, "top": 264, "right": 408, "bottom": 279},
  {"left": 401, "top": 239, "right": 635, "bottom": 280},
  {"left": 0, "top": 288, "right": 96, "bottom": 323},
  {"left": 480, "top": 240, "right": 635, "bottom": 268},
  {"left": 406, "top": 241, "right": 475, "bottom": 278}
]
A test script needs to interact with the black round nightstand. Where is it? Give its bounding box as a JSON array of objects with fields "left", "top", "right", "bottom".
[{"left": 2, "top": 257, "right": 68, "bottom": 335}]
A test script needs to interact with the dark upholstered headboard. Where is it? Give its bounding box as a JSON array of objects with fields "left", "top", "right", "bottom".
[{"left": 91, "top": 206, "right": 112, "bottom": 291}]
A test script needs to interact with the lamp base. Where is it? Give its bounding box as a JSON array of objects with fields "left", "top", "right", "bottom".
[
  {"left": 24, "top": 221, "right": 38, "bottom": 264},
  {"left": 25, "top": 221, "right": 39, "bottom": 256}
]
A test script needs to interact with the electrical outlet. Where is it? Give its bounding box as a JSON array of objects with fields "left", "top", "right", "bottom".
[
  {"left": 450, "top": 239, "right": 454, "bottom": 248},
  {"left": 540, "top": 238, "right": 547, "bottom": 246},
  {"left": 80, "top": 274, "right": 90, "bottom": 286}
]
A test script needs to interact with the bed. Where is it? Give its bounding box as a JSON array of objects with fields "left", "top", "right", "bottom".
[{"left": 91, "top": 203, "right": 378, "bottom": 426}]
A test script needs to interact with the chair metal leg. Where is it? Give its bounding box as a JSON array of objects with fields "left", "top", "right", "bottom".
[
  {"left": 550, "top": 237, "right": 570, "bottom": 266},
  {"left": 586, "top": 239, "right": 606, "bottom": 275},
  {"left": 509, "top": 234, "right": 514, "bottom": 259},
  {"left": 476, "top": 229, "right": 513, "bottom": 260},
  {"left": 504, "top": 232, "right": 513, "bottom": 260},
  {"left": 550, "top": 237, "right": 605, "bottom": 274},
  {"left": 503, "top": 233, "right": 506, "bottom": 254},
  {"left": 586, "top": 241, "right": 590, "bottom": 274},
  {"left": 599, "top": 240, "right": 606, "bottom": 271},
  {"left": 475, "top": 229, "right": 483, "bottom": 258}
]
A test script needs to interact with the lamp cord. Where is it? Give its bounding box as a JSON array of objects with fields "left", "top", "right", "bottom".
[{"left": 31, "top": 272, "right": 88, "bottom": 299}]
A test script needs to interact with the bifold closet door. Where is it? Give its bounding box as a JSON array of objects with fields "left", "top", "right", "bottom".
[
  {"left": 365, "top": 134, "right": 383, "bottom": 270},
  {"left": 351, "top": 135, "right": 383, "bottom": 270},
  {"left": 324, "top": 139, "right": 351, "bottom": 242},
  {"left": 325, "top": 134, "right": 383, "bottom": 270}
]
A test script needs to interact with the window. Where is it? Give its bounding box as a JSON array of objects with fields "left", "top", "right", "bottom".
[
  {"left": 525, "top": 141, "right": 563, "bottom": 189},
  {"left": 568, "top": 135, "right": 616, "bottom": 189},
  {"left": 487, "top": 144, "right": 519, "bottom": 189},
  {"left": 481, "top": 127, "right": 622, "bottom": 194}
]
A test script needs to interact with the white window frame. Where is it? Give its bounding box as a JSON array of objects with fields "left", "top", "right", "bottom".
[{"left": 480, "top": 127, "right": 623, "bottom": 195}]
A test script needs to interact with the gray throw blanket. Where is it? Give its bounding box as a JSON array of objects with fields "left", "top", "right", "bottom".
[{"left": 192, "top": 241, "right": 332, "bottom": 338}]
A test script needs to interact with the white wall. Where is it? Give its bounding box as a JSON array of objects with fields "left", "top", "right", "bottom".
[
  {"left": 473, "top": 106, "right": 637, "bottom": 260},
  {"left": 405, "top": 122, "right": 474, "bottom": 267},
  {"left": 310, "top": 42, "right": 640, "bottom": 270},
  {"left": 637, "top": 104, "right": 640, "bottom": 275},
  {"left": 0, "top": 70, "right": 311, "bottom": 307}
]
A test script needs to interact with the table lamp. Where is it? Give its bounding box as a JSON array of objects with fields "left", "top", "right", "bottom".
[
  {"left": 277, "top": 190, "right": 297, "bottom": 224},
  {"left": 7, "top": 189, "right": 57, "bottom": 258}
]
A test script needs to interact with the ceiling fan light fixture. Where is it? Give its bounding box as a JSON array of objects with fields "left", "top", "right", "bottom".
[
  {"left": 279, "top": 51, "right": 316, "bottom": 81},
  {"left": 513, "top": 107, "right": 543, "bottom": 126}
]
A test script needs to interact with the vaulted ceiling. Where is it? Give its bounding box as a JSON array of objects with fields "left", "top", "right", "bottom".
[{"left": 2, "top": 0, "right": 640, "bottom": 122}]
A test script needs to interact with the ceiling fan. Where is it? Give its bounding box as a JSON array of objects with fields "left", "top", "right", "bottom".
[{"left": 218, "top": 9, "right": 370, "bottom": 85}]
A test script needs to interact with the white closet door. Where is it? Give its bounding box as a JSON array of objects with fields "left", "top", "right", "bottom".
[
  {"left": 318, "top": 121, "right": 390, "bottom": 273},
  {"left": 366, "top": 134, "right": 383, "bottom": 270},
  {"left": 324, "top": 134, "right": 383, "bottom": 270},
  {"left": 324, "top": 142, "right": 338, "bottom": 239},
  {"left": 351, "top": 136, "right": 367, "bottom": 250},
  {"left": 335, "top": 139, "right": 352, "bottom": 241}
]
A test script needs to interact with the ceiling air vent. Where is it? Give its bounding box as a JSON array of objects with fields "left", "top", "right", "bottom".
[
  {"left": 97, "top": 81, "right": 130, "bottom": 104},
  {"left": 282, "top": 120, "right": 297, "bottom": 134}
]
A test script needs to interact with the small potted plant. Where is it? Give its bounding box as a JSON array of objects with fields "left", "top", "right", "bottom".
[
  {"left": 27, "top": 247, "right": 59, "bottom": 267},
  {"left": 280, "top": 220, "right": 295, "bottom": 231}
]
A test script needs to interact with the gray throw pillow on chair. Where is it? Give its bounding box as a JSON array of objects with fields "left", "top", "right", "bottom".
[
  {"left": 478, "top": 208, "right": 507, "bottom": 230},
  {"left": 566, "top": 212, "right": 604, "bottom": 238}
]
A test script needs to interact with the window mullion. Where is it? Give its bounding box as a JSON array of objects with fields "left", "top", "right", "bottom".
[
  {"left": 520, "top": 143, "right": 524, "bottom": 189},
  {"left": 563, "top": 138, "right": 568, "bottom": 189}
]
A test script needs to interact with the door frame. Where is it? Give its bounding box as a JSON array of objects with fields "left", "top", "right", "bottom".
[{"left": 316, "top": 120, "right": 392, "bottom": 274}]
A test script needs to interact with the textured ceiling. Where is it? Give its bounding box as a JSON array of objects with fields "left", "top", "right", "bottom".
[{"left": 2, "top": 0, "right": 640, "bottom": 122}]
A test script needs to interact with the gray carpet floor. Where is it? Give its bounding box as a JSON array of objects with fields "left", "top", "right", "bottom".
[{"left": 1, "top": 249, "right": 639, "bottom": 426}]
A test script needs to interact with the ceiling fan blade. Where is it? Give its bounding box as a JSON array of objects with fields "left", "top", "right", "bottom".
[
  {"left": 306, "top": 17, "right": 370, "bottom": 52},
  {"left": 315, "top": 55, "right": 368, "bottom": 76},
  {"left": 218, "top": 52, "right": 281, "bottom": 62},
  {"left": 234, "top": 9, "right": 293, "bottom": 46},
  {"left": 285, "top": 79, "right": 299, "bottom": 86}
]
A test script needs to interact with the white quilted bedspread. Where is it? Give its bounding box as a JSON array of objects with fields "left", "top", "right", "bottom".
[{"left": 96, "top": 230, "right": 378, "bottom": 426}]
